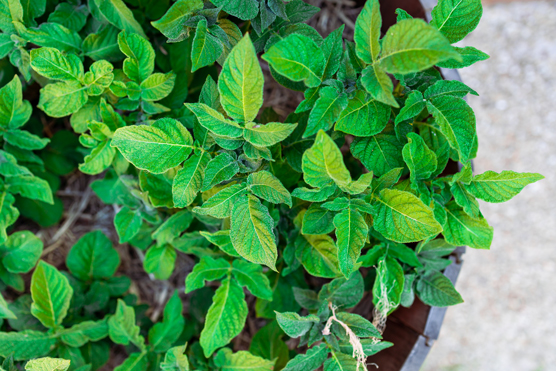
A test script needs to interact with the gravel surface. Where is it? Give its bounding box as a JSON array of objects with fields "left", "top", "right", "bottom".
[{"left": 423, "top": 1, "right": 556, "bottom": 370}]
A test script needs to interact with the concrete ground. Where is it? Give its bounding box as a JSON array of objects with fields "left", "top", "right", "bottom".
[{"left": 423, "top": 1, "right": 556, "bottom": 370}]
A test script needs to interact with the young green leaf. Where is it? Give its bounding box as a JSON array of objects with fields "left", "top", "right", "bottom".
[
  {"left": 24, "top": 357, "right": 70, "bottom": 371},
  {"left": 304, "top": 86, "right": 348, "bottom": 138},
  {"left": 144, "top": 244, "right": 176, "bottom": 280},
  {"left": 95, "top": 0, "right": 146, "bottom": 38},
  {"left": 443, "top": 202, "right": 493, "bottom": 249},
  {"left": 172, "top": 152, "right": 210, "bottom": 208},
  {"left": 30, "top": 47, "right": 83, "bottom": 82},
  {"left": 191, "top": 19, "right": 223, "bottom": 72},
  {"left": 117, "top": 30, "right": 154, "bottom": 82},
  {"left": 354, "top": 0, "right": 381, "bottom": 63},
  {"left": 161, "top": 344, "right": 189, "bottom": 371},
  {"left": 430, "top": 0, "right": 482, "bottom": 43},
  {"left": 200, "top": 277, "right": 247, "bottom": 357},
  {"left": 335, "top": 90, "right": 390, "bottom": 136},
  {"left": 334, "top": 207, "right": 368, "bottom": 278},
  {"left": 302, "top": 204, "right": 336, "bottom": 235},
  {"left": 108, "top": 299, "right": 145, "bottom": 351},
  {"left": 193, "top": 183, "right": 248, "bottom": 218},
  {"left": 302, "top": 130, "right": 351, "bottom": 190},
  {"left": 148, "top": 291, "right": 185, "bottom": 352},
  {"left": 295, "top": 234, "right": 340, "bottom": 278},
  {"left": 218, "top": 34, "right": 263, "bottom": 122},
  {"left": 202, "top": 153, "right": 239, "bottom": 191},
  {"left": 464, "top": 170, "right": 543, "bottom": 203},
  {"left": 402, "top": 132, "right": 437, "bottom": 182},
  {"left": 361, "top": 64, "right": 399, "bottom": 108},
  {"left": 243, "top": 122, "right": 297, "bottom": 147},
  {"left": 214, "top": 348, "right": 275, "bottom": 371},
  {"left": 231, "top": 259, "right": 273, "bottom": 301},
  {"left": 282, "top": 343, "right": 329, "bottom": 371},
  {"left": 230, "top": 195, "right": 277, "bottom": 271},
  {"left": 416, "top": 271, "right": 463, "bottom": 307},
  {"left": 112, "top": 118, "right": 193, "bottom": 173},
  {"left": 350, "top": 132, "right": 406, "bottom": 177},
  {"left": 426, "top": 95, "right": 476, "bottom": 163},
  {"left": 30, "top": 261, "right": 73, "bottom": 328},
  {"left": 37, "top": 81, "right": 88, "bottom": 118},
  {"left": 275, "top": 312, "right": 319, "bottom": 338},
  {"left": 114, "top": 207, "right": 142, "bottom": 243},
  {"left": 0, "top": 231, "right": 42, "bottom": 273},
  {"left": 185, "top": 256, "right": 230, "bottom": 293},
  {"left": 379, "top": 19, "right": 460, "bottom": 74},
  {"left": 66, "top": 230, "right": 120, "bottom": 281},
  {"left": 247, "top": 170, "right": 292, "bottom": 206},
  {"left": 396, "top": 91, "right": 426, "bottom": 124},
  {"left": 372, "top": 189, "right": 443, "bottom": 243},
  {"left": 262, "top": 34, "right": 325, "bottom": 88},
  {"left": 436, "top": 46, "right": 489, "bottom": 69}
]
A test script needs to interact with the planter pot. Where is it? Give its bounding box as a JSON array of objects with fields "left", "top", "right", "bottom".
[{"left": 350, "top": 0, "right": 467, "bottom": 369}]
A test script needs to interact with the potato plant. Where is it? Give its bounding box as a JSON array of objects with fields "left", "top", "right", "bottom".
[{"left": 0, "top": 0, "right": 543, "bottom": 369}]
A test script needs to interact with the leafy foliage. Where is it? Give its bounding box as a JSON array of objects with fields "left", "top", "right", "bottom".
[{"left": 0, "top": 0, "right": 542, "bottom": 369}]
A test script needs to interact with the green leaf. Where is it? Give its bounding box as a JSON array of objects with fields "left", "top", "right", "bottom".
[
  {"left": 0, "top": 231, "right": 42, "bottom": 273},
  {"left": 193, "top": 183, "right": 248, "bottom": 218},
  {"left": 350, "top": 132, "right": 405, "bottom": 178},
  {"left": 47, "top": 3, "right": 88, "bottom": 32},
  {"left": 0, "top": 0, "right": 23, "bottom": 34},
  {"left": 185, "top": 256, "right": 229, "bottom": 293},
  {"left": 304, "top": 86, "right": 348, "bottom": 138},
  {"left": 140, "top": 72, "right": 176, "bottom": 101},
  {"left": 0, "top": 33, "right": 14, "bottom": 59},
  {"left": 402, "top": 132, "right": 437, "bottom": 183},
  {"left": 372, "top": 189, "right": 443, "bottom": 243},
  {"left": 451, "top": 181, "right": 480, "bottom": 218},
  {"left": 424, "top": 80, "right": 478, "bottom": 99},
  {"left": 0, "top": 331, "right": 56, "bottom": 360},
  {"left": 321, "top": 25, "right": 344, "bottom": 80},
  {"left": 373, "top": 256, "right": 404, "bottom": 315},
  {"left": 24, "top": 357, "right": 70, "bottom": 371},
  {"left": 172, "top": 152, "right": 210, "bottom": 208},
  {"left": 83, "top": 60, "right": 114, "bottom": 96},
  {"left": 3, "top": 129, "right": 48, "bottom": 150},
  {"left": 95, "top": 0, "right": 146, "bottom": 38},
  {"left": 231, "top": 259, "right": 273, "bottom": 301},
  {"left": 114, "top": 207, "right": 142, "bottom": 243},
  {"left": 202, "top": 153, "right": 239, "bottom": 191},
  {"left": 211, "top": 0, "right": 258, "bottom": 21},
  {"left": 148, "top": 291, "right": 185, "bottom": 352},
  {"left": 247, "top": 170, "right": 292, "bottom": 206},
  {"left": 82, "top": 25, "right": 122, "bottom": 61},
  {"left": 30, "top": 261, "right": 73, "bottom": 328},
  {"left": 302, "top": 130, "right": 350, "bottom": 189},
  {"left": 214, "top": 348, "right": 275, "bottom": 371},
  {"left": 436, "top": 46, "right": 489, "bottom": 69},
  {"left": 275, "top": 312, "right": 319, "bottom": 338},
  {"left": 464, "top": 170, "right": 543, "bottom": 203},
  {"left": 108, "top": 299, "right": 145, "bottom": 351},
  {"left": 302, "top": 204, "right": 335, "bottom": 235},
  {"left": 112, "top": 118, "right": 193, "bottom": 173},
  {"left": 335, "top": 90, "right": 390, "bottom": 137},
  {"left": 230, "top": 195, "right": 277, "bottom": 271},
  {"left": 117, "top": 30, "right": 154, "bottom": 82},
  {"left": 18, "top": 23, "right": 82, "bottom": 53},
  {"left": 144, "top": 244, "right": 176, "bottom": 280},
  {"left": 443, "top": 202, "right": 493, "bottom": 249},
  {"left": 295, "top": 234, "right": 340, "bottom": 278},
  {"left": 262, "top": 34, "right": 325, "bottom": 88},
  {"left": 6, "top": 175, "right": 53, "bottom": 204},
  {"left": 361, "top": 64, "right": 399, "bottom": 107},
  {"left": 151, "top": 0, "right": 203, "bottom": 40},
  {"left": 218, "top": 34, "right": 263, "bottom": 122},
  {"left": 114, "top": 352, "right": 148, "bottom": 371},
  {"left": 200, "top": 277, "right": 247, "bottom": 357},
  {"left": 0, "top": 192, "right": 20, "bottom": 243},
  {"left": 79, "top": 140, "right": 116, "bottom": 175},
  {"left": 396, "top": 91, "right": 426, "bottom": 124},
  {"left": 59, "top": 319, "right": 109, "bottom": 347},
  {"left": 323, "top": 352, "right": 358, "bottom": 371},
  {"left": 426, "top": 95, "right": 476, "bottom": 163},
  {"left": 65, "top": 231, "right": 118, "bottom": 281},
  {"left": 378, "top": 19, "right": 460, "bottom": 74},
  {"left": 416, "top": 271, "right": 463, "bottom": 307},
  {"left": 0, "top": 292, "right": 16, "bottom": 319},
  {"left": 243, "top": 122, "right": 297, "bottom": 147},
  {"left": 161, "top": 344, "right": 189, "bottom": 371},
  {"left": 354, "top": 0, "right": 381, "bottom": 63},
  {"left": 334, "top": 208, "right": 368, "bottom": 278},
  {"left": 0, "top": 76, "right": 31, "bottom": 129},
  {"left": 152, "top": 210, "right": 193, "bottom": 244},
  {"left": 292, "top": 185, "right": 337, "bottom": 203},
  {"left": 191, "top": 19, "right": 223, "bottom": 72},
  {"left": 335, "top": 312, "right": 381, "bottom": 337},
  {"left": 37, "top": 81, "right": 88, "bottom": 118},
  {"left": 30, "top": 47, "right": 83, "bottom": 82},
  {"left": 431, "top": 0, "right": 482, "bottom": 43},
  {"left": 282, "top": 343, "right": 329, "bottom": 371},
  {"left": 185, "top": 103, "right": 243, "bottom": 138}
]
